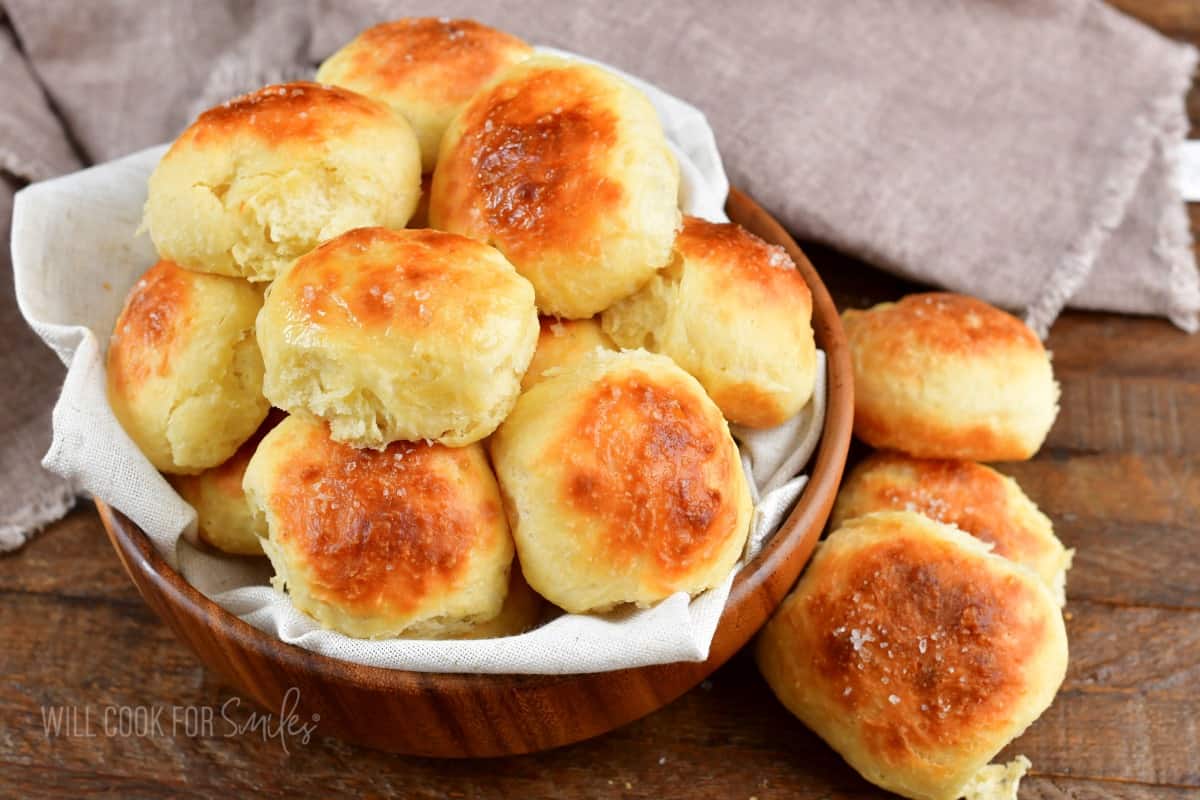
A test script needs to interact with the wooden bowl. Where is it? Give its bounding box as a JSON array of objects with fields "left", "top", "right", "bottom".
[{"left": 97, "top": 188, "right": 854, "bottom": 757}]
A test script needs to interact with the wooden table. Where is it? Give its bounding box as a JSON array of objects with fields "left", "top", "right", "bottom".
[{"left": 4, "top": 3, "right": 1199, "bottom": 797}]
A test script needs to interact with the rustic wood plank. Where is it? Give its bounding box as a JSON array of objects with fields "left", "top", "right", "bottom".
[
  {"left": 998, "top": 454, "right": 1200, "bottom": 607},
  {"left": 0, "top": 504, "right": 137, "bottom": 600},
  {"left": 1106, "top": 0, "right": 1200, "bottom": 36},
  {"left": 1046, "top": 374, "right": 1200, "bottom": 457},
  {"left": 3, "top": 567, "right": 1199, "bottom": 793},
  {"left": 1022, "top": 777, "right": 1200, "bottom": 800},
  {"left": 7, "top": 304, "right": 1199, "bottom": 797},
  {"left": 1060, "top": 601, "right": 1200, "bottom": 692},
  {"left": 1010, "top": 690, "right": 1200, "bottom": 787},
  {"left": 0, "top": 768, "right": 213, "bottom": 800},
  {"left": 4, "top": 323, "right": 1200, "bottom": 795},
  {"left": 1045, "top": 313, "right": 1200, "bottom": 382},
  {"left": 5, "top": 766, "right": 1193, "bottom": 800},
  {"left": 1002, "top": 455, "right": 1199, "bottom": 536}
]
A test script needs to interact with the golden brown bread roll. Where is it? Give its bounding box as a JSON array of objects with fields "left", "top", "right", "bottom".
[
  {"left": 451, "top": 565, "right": 544, "bottom": 640},
  {"left": 490, "top": 349, "right": 752, "bottom": 613},
  {"left": 832, "top": 452, "right": 1072, "bottom": 604},
  {"left": 106, "top": 260, "right": 269, "bottom": 474},
  {"left": 430, "top": 55, "right": 681, "bottom": 318},
  {"left": 169, "top": 411, "right": 283, "bottom": 556},
  {"left": 243, "top": 415, "right": 515, "bottom": 639},
  {"left": 603, "top": 216, "right": 817, "bottom": 427},
  {"left": 757, "top": 511, "right": 1067, "bottom": 800},
  {"left": 316, "top": 18, "right": 533, "bottom": 173},
  {"left": 144, "top": 82, "right": 421, "bottom": 282},
  {"left": 842, "top": 293, "right": 1059, "bottom": 461},
  {"left": 521, "top": 316, "right": 615, "bottom": 391},
  {"left": 256, "top": 227, "right": 538, "bottom": 448}
]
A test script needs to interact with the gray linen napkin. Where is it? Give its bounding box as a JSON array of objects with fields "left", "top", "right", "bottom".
[
  {"left": 3, "top": 0, "right": 1197, "bottom": 547},
  {"left": 1, "top": 13, "right": 80, "bottom": 549}
]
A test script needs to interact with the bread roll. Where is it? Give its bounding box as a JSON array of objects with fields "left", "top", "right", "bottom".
[
  {"left": 106, "top": 260, "right": 268, "bottom": 474},
  {"left": 430, "top": 55, "right": 681, "bottom": 318},
  {"left": 842, "top": 293, "right": 1059, "bottom": 461},
  {"left": 490, "top": 349, "right": 752, "bottom": 613},
  {"left": 451, "top": 565, "right": 544, "bottom": 640},
  {"left": 145, "top": 82, "right": 421, "bottom": 282},
  {"left": 257, "top": 227, "right": 538, "bottom": 448},
  {"left": 243, "top": 415, "right": 514, "bottom": 639},
  {"left": 757, "top": 511, "right": 1067, "bottom": 800},
  {"left": 316, "top": 18, "right": 533, "bottom": 173},
  {"left": 603, "top": 217, "right": 817, "bottom": 427},
  {"left": 169, "top": 411, "right": 283, "bottom": 556},
  {"left": 832, "top": 452, "right": 1072, "bottom": 604},
  {"left": 521, "top": 316, "right": 614, "bottom": 390}
]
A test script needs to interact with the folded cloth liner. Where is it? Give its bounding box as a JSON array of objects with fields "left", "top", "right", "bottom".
[{"left": 4, "top": 0, "right": 1196, "bottom": 547}]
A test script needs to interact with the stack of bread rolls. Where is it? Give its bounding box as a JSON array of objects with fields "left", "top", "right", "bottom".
[
  {"left": 106, "top": 18, "right": 819, "bottom": 641},
  {"left": 759, "top": 292, "right": 1072, "bottom": 799},
  {"left": 104, "top": 16, "right": 1075, "bottom": 793}
]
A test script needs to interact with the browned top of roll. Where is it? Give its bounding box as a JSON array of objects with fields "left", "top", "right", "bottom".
[
  {"left": 267, "top": 423, "right": 502, "bottom": 615},
  {"left": 847, "top": 292, "right": 1041, "bottom": 360},
  {"left": 834, "top": 453, "right": 1043, "bottom": 565},
  {"left": 675, "top": 216, "right": 812, "bottom": 310},
  {"left": 333, "top": 18, "right": 532, "bottom": 106},
  {"left": 107, "top": 260, "right": 193, "bottom": 392},
  {"left": 179, "top": 82, "right": 394, "bottom": 148},
  {"left": 435, "top": 61, "right": 625, "bottom": 260},
  {"left": 558, "top": 370, "right": 736, "bottom": 581},
  {"left": 800, "top": 517, "right": 1052, "bottom": 758},
  {"left": 279, "top": 226, "right": 524, "bottom": 334}
]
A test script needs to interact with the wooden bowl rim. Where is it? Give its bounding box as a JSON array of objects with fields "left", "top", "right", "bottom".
[{"left": 97, "top": 186, "right": 853, "bottom": 697}]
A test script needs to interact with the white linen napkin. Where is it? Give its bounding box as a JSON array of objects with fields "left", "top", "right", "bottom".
[{"left": 13, "top": 51, "right": 827, "bottom": 674}]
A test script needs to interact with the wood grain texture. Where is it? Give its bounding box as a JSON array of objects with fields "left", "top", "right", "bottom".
[
  {"left": 3, "top": 517, "right": 1199, "bottom": 798},
  {"left": 3, "top": 0, "right": 1199, "bottom": 794}
]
